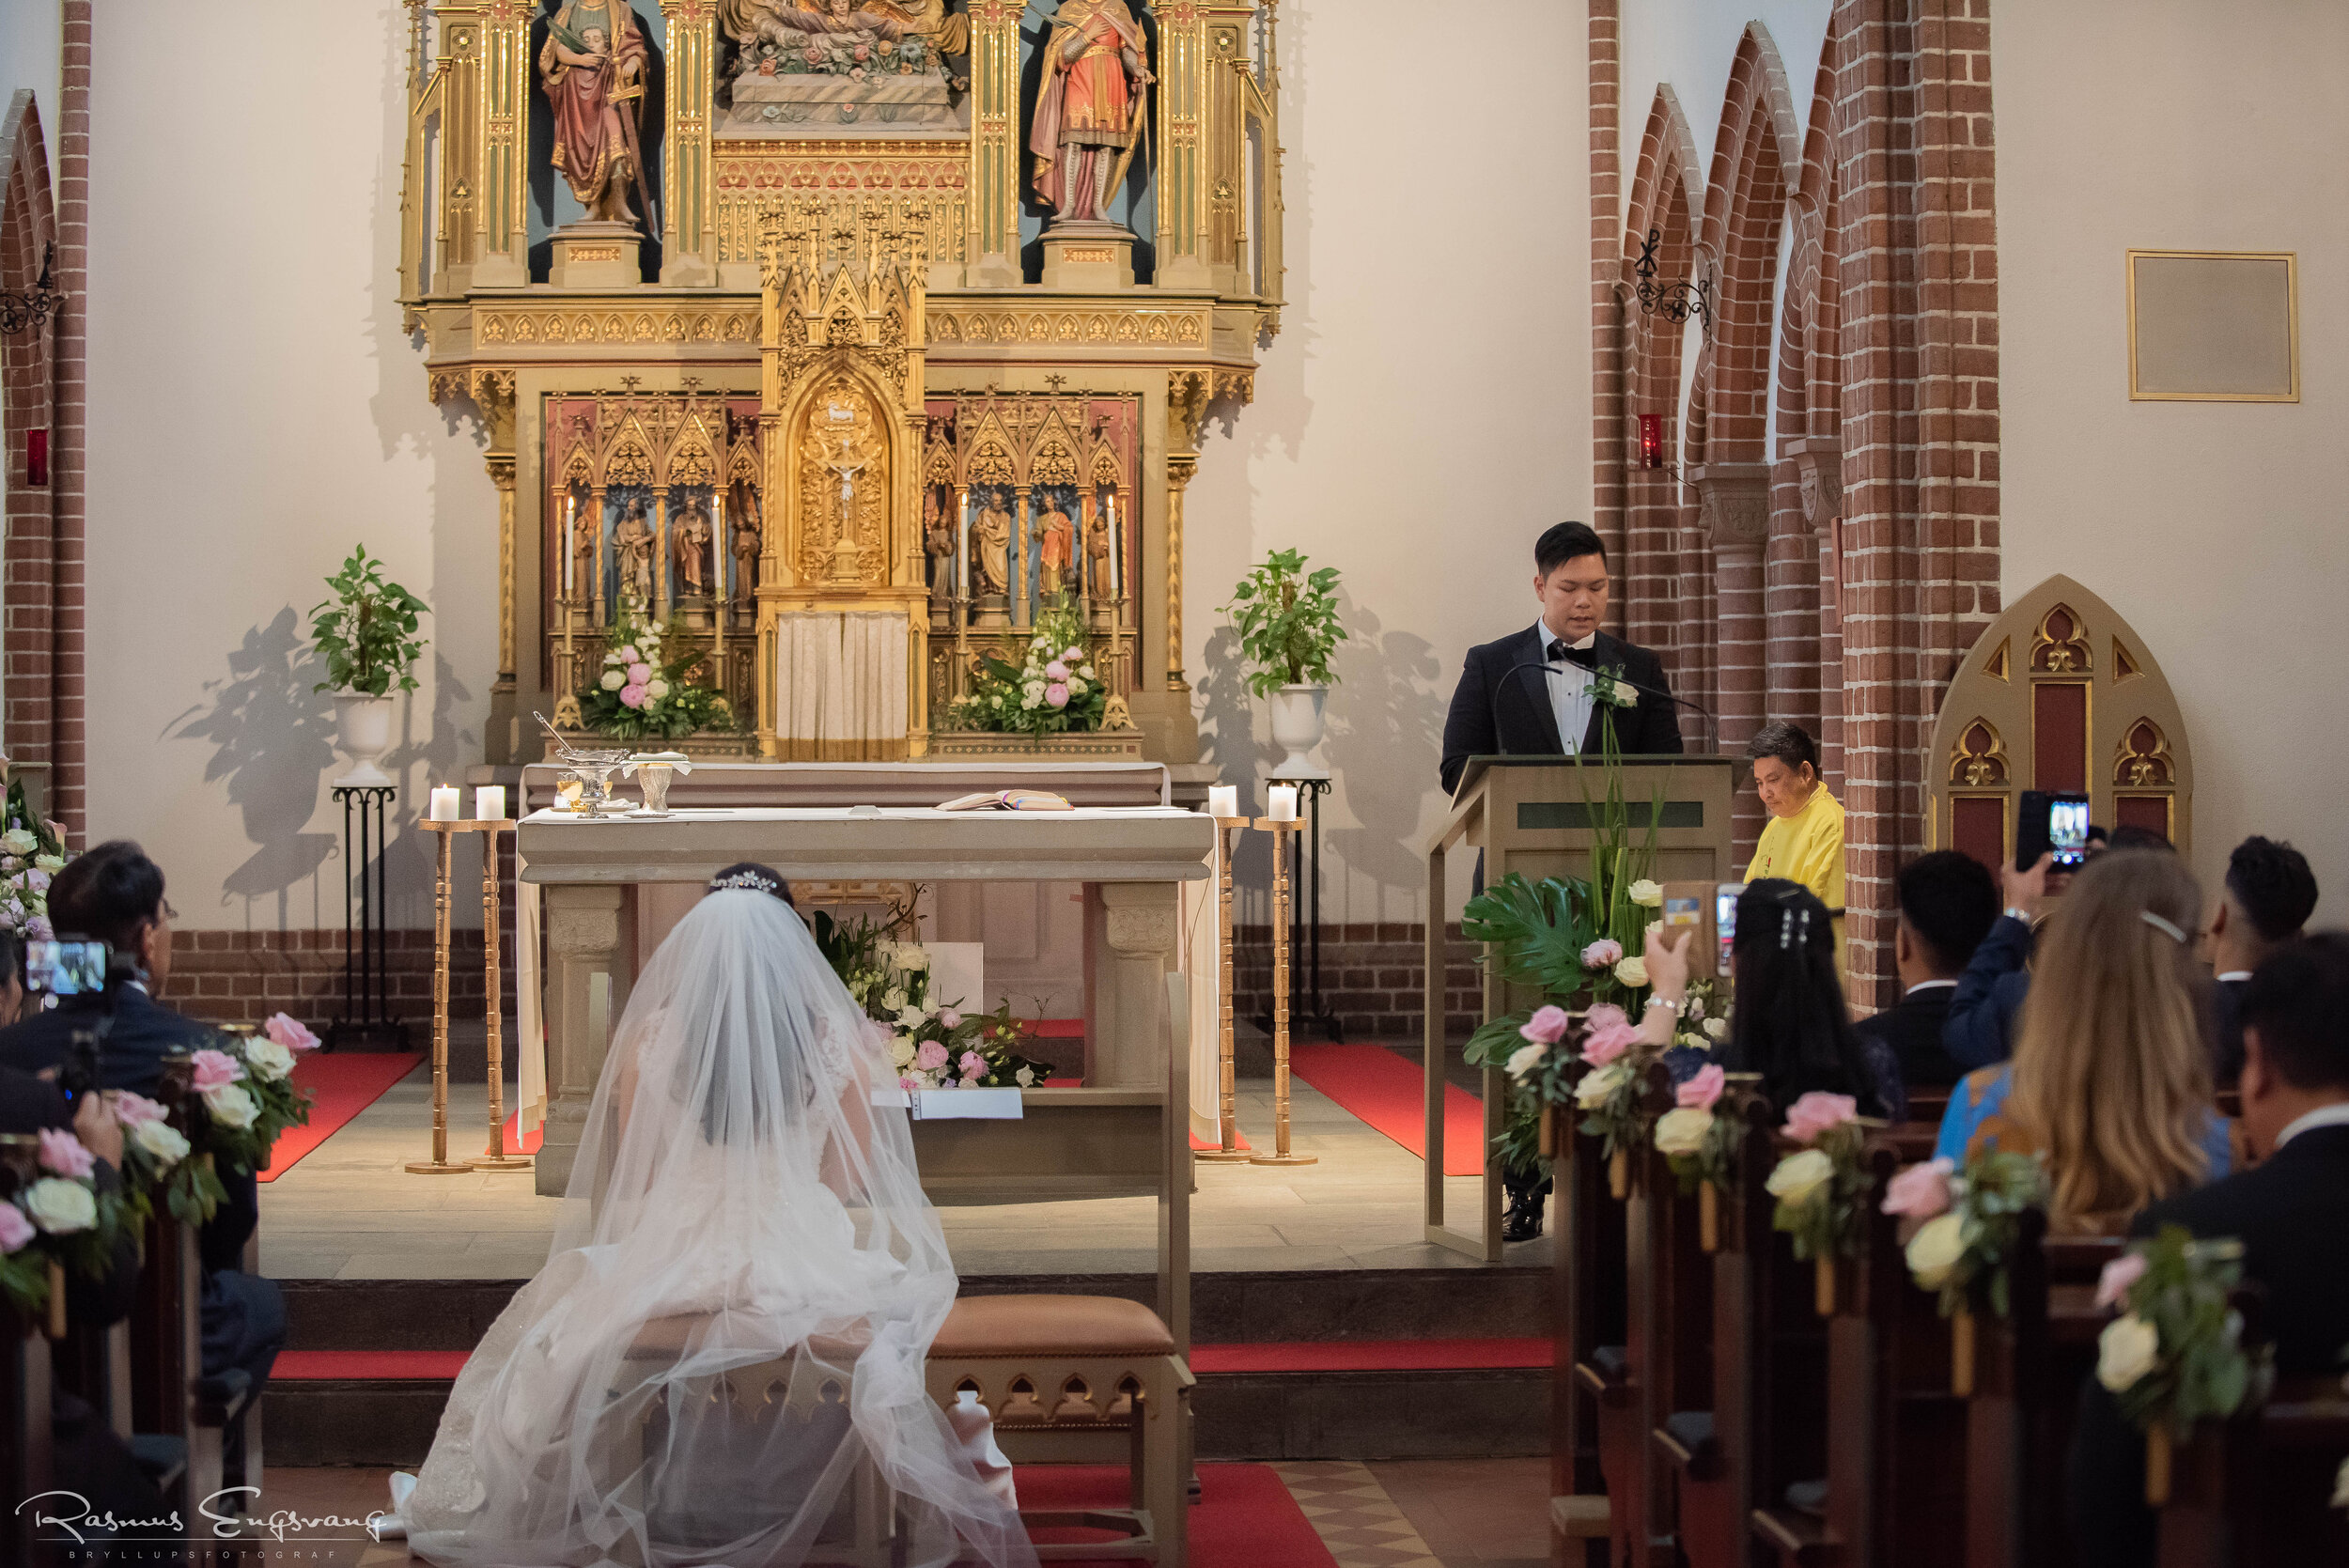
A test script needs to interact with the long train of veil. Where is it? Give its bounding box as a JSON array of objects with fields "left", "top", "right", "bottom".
[{"left": 400, "top": 887, "right": 1036, "bottom": 1567}]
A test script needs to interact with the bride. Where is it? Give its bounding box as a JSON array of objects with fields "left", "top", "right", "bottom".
[{"left": 390, "top": 865, "right": 1034, "bottom": 1567}]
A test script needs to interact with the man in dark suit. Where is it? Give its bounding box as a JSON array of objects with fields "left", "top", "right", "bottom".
[
  {"left": 0, "top": 841, "right": 283, "bottom": 1476},
  {"left": 2203, "top": 835, "right": 2316, "bottom": 1086},
  {"left": 2068, "top": 932, "right": 2349, "bottom": 1567},
  {"left": 1853, "top": 850, "right": 1999, "bottom": 1090},
  {"left": 1439, "top": 520, "right": 1683, "bottom": 797}
]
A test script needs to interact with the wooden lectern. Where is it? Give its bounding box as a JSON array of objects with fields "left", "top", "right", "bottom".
[{"left": 1422, "top": 755, "right": 1739, "bottom": 1260}]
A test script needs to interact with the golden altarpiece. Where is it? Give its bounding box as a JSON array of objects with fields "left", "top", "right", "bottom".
[{"left": 398, "top": 0, "right": 1283, "bottom": 766}]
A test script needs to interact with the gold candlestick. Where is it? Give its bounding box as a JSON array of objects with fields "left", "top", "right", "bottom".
[
  {"left": 1196, "top": 815, "right": 1252, "bottom": 1163},
  {"left": 408, "top": 820, "right": 471, "bottom": 1174},
  {"left": 1250, "top": 815, "right": 1316, "bottom": 1167},
  {"left": 471, "top": 819, "right": 532, "bottom": 1172}
]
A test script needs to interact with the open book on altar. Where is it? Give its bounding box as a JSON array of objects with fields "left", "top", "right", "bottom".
[{"left": 934, "top": 788, "right": 1074, "bottom": 813}]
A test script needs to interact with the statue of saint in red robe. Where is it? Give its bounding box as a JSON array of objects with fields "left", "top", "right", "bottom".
[
  {"left": 1029, "top": 0, "right": 1154, "bottom": 225},
  {"left": 540, "top": 1, "right": 651, "bottom": 225}
]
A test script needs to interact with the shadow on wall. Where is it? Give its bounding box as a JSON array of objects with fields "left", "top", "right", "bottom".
[
  {"left": 165, "top": 610, "right": 341, "bottom": 924},
  {"left": 1321, "top": 592, "right": 1442, "bottom": 909},
  {"left": 1195, "top": 622, "right": 1280, "bottom": 915},
  {"left": 380, "top": 653, "right": 478, "bottom": 928}
]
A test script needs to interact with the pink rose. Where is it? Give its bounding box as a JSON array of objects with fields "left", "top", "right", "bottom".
[
  {"left": 1676, "top": 1063, "right": 1726, "bottom": 1110},
  {"left": 113, "top": 1093, "right": 168, "bottom": 1129},
  {"left": 900, "top": 1074, "right": 919, "bottom": 1091},
  {"left": 628, "top": 662, "right": 654, "bottom": 685},
  {"left": 940, "top": 1008, "right": 962, "bottom": 1029},
  {"left": 0, "top": 1203, "right": 29, "bottom": 1253},
  {"left": 1064, "top": 646, "right": 1084, "bottom": 662},
  {"left": 617, "top": 645, "right": 639, "bottom": 664},
  {"left": 1880, "top": 1157, "right": 1955, "bottom": 1219},
  {"left": 915, "top": 1040, "right": 950, "bottom": 1071},
  {"left": 1519, "top": 1005, "right": 1570, "bottom": 1046},
  {"left": 958, "top": 1051, "right": 988, "bottom": 1079},
  {"left": 2095, "top": 1252, "right": 2150, "bottom": 1311},
  {"left": 1044, "top": 660, "right": 1070, "bottom": 681},
  {"left": 854, "top": 42, "right": 870, "bottom": 60},
  {"left": 1583, "top": 1002, "right": 1629, "bottom": 1035},
  {"left": 1781, "top": 1091, "right": 1859, "bottom": 1144},
  {"left": 1580, "top": 938, "right": 1624, "bottom": 970},
  {"left": 189, "top": 1048, "right": 242, "bottom": 1093},
  {"left": 620, "top": 683, "right": 648, "bottom": 709},
  {"left": 1045, "top": 682, "right": 1070, "bottom": 708},
  {"left": 37, "top": 1127, "right": 94, "bottom": 1180},
  {"left": 265, "top": 1013, "right": 322, "bottom": 1053},
  {"left": 802, "top": 47, "right": 823, "bottom": 65},
  {"left": 1581, "top": 1020, "right": 1640, "bottom": 1068}
]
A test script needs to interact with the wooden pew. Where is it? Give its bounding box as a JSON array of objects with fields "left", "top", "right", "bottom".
[
  {"left": 1555, "top": 1072, "right": 1630, "bottom": 1566},
  {"left": 2, "top": 1307, "right": 54, "bottom": 1568},
  {"left": 2157, "top": 1376, "right": 2349, "bottom": 1565},
  {"left": 1630, "top": 1074, "right": 1714, "bottom": 1568},
  {"left": 127, "top": 1212, "right": 262, "bottom": 1521}
]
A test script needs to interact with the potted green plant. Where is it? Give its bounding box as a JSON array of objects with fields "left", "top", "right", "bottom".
[
  {"left": 1220, "top": 548, "right": 1346, "bottom": 777},
  {"left": 309, "top": 545, "right": 430, "bottom": 787}
]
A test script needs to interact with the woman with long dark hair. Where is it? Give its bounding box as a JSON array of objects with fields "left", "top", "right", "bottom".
[{"left": 1723, "top": 878, "right": 1905, "bottom": 1120}]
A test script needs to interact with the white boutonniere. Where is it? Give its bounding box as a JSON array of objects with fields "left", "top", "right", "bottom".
[{"left": 1595, "top": 664, "right": 1641, "bottom": 709}]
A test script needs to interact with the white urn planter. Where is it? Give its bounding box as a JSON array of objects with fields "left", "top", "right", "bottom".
[
  {"left": 1267, "top": 684, "right": 1329, "bottom": 779},
  {"left": 332, "top": 693, "right": 397, "bottom": 787}
]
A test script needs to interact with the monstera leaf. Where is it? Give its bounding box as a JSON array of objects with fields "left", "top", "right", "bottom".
[{"left": 1460, "top": 872, "right": 1603, "bottom": 999}]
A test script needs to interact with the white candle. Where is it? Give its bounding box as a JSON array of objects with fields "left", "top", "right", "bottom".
[
  {"left": 474, "top": 785, "right": 506, "bottom": 822},
  {"left": 429, "top": 785, "right": 461, "bottom": 822},
  {"left": 1267, "top": 784, "right": 1298, "bottom": 822},
  {"left": 1207, "top": 784, "right": 1238, "bottom": 819},
  {"left": 563, "top": 493, "right": 576, "bottom": 597}
]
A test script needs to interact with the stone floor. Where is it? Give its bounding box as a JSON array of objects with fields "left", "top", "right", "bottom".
[{"left": 258, "top": 1071, "right": 1550, "bottom": 1280}]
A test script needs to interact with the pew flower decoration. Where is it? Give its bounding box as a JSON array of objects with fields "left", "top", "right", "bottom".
[
  {"left": 1884, "top": 1146, "right": 2050, "bottom": 1318},
  {"left": 1655, "top": 1063, "right": 1743, "bottom": 1195},
  {"left": 0, "top": 773, "right": 70, "bottom": 940},
  {"left": 1766, "top": 1093, "right": 1875, "bottom": 1261},
  {"left": 156, "top": 1029, "right": 319, "bottom": 1224},
  {"left": 0, "top": 1130, "right": 131, "bottom": 1321},
  {"left": 2094, "top": 1226, "right": 2267, "bottom": 1504},
  {"left": 1571, "top": 1006, "right": 1656, "bottom": 1165}
]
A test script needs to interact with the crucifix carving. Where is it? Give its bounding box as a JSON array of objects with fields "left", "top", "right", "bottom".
[{"left": 824, "top": 434, "right": 870, "bottom": 583}]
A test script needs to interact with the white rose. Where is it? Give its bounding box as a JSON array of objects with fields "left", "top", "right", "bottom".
[
  {"left": 1627, "top": 879, "right": 1664, "bottom": 908},
  {"left": 896, "top": 1006, "right": 926, "bottom": 1032},
  {"left": 890, "top": 1034, "right": 917, "bottom": 1067},
  {"left": 1066, "top": 676, "right": 1086, "bottom": 694},
  {"left": 1906, "top": 1212, "right": 1969, "bottom": 1290},
  {"left": 23, "top": 1177, "right": 95, "bottom": 1234},
  {"left": 2096, "top": 1312, "right": 2162, "bottom": 1393},
  {"left": 1766, "top": 1148, "right": 1835, "bottom": 1208},
  {"left": 881, "top": 988, "right": 908, "bottom": 1015},
  {"left": 243, "top": 1039, "right": 296, "bottom": 1082},
  {"left": 1613, "top": 956, "right": 1649, "bottom": 988},
  {"left": 1573, "top": 1063, "right": 1628, "bottom": 1109},
  {"left": 1021, "top": 693, "right": 1041, "bottom": 710},
  {"left": 202, "top": 1083, "right": 259, "bottom": 1130},
  {"left": 1703, "top": 1017, "right": 1730, "bottom": 1042},
  {"left": 605, "top": 651, "right": 625, "bottom": 666},
  {"left": 0, "top": 829, "right": 37, "bottom": 857},
  {"left": 1611, "top": 678, "right": 1640, "bottom": 706},
  {"left": 646, "top": 679, "right": 671, "bottom": 700},
  {"left": 651, "top": 621, "right": 667, "bottom": 634},
  {"left": 1653, "top": 1107, "right": 1714, "bottom": 1157},
  {"left": 894, "top": 946, "right": 930, "bottom": 972},
  {"left": 133, "top": 1119, "right": 192, "bottom": 1167},
  {"left": 1080, "top": 665, "right": 1096, "bottom": 679},
  {"left": 1015, "top": 1066, "right": 1035, "bottom": 1088},
  {"left": 1504, "top": 1043, "right": 1548, "bottom": 1081},
  {"left": 32, "top": 854, "right": 62, "bottom": 873},
  {"left": 601, "top": 670, "right": 626, "bottom": 691}
]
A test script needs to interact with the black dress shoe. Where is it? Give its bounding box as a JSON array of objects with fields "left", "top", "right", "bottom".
[{"left": 1501, "top": 1173, "right": 1551, "bottom": 1241}]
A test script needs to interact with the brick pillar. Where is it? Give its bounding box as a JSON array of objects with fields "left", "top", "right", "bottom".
[
  {"left": 1587, "top": 1, "right": 1624, "bottom": 567},
  {"left": 1787, "top": 439, "right": 1843, "bottom": 794},
  {"left": 1690, "top": 463, "right": 1769, "bottom": 859},
  {"left": 51, "top": 0, "right": 90, "bottom": 841}
]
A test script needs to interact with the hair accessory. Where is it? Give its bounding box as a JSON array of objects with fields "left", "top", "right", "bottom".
[
  {"left": 710, "top": 868, "right": 781, "bottom": 895},
  {"left": 2139, "top": 909, "right": 2188, "bottom": 944}
]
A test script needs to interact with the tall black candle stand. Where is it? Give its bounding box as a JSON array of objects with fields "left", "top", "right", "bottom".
[{"left": 325, "top": 784, "right": 409, "bottom": 1051}]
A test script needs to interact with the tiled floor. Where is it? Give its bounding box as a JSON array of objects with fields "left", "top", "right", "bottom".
[
  {"left": 259, "top": 1073, "right": 1550, "bottom": 1280},
  {"left": 206, "top": 1461, "right": 1548, "bottom": 1568}
]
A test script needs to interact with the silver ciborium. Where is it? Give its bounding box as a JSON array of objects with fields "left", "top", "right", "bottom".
[{"left": 536, "top": 713, "right": 634, "bottom": 816}]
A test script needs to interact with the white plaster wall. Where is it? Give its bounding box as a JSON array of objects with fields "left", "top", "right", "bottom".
[
  {"left": 1999, "top": 0, "right": 2349, "bottom": 924},
  {"left": 84, "top": 0, "right": 495, "bottom": 931},
  {"left": 1182, "top": 0, "right": 1593, "bottom": 925}
]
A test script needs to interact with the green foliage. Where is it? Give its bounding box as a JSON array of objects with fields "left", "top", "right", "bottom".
[
  {"left": 1928, "top": 1146, "right": 2048, "bottom": 1318},
  {"left": 1664, "top": 1102, "right": 1746, "bottom": 1197},
  {"left": 948, "top": 598, "right": 1110, "bottom": 737},
  {"left": 1220, "top": 549, "right": 1346, "bottom": 698},
  {"left": 1770, "top": 1121, "right": 1876, "bottom": 1261},
  {"left": 1460, "top": 876, "right": 1603, "bottom": 1000},
  {"left": 2108, "top": 1226, "right": 2264, "bottom": 1441},
  {"left": 310, "top": 546, "right": 430, "bottom": 697}
]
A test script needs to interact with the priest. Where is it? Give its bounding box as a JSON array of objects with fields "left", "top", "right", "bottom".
[{"left": 1439, "top": 521, "right": 1684, "bottom": 796}]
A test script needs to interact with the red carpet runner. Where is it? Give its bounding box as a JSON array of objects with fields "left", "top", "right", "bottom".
[
  {"left": 258, "top": 1053, "right": 423, "bottom": 1182},
  {"left": 1287, "top": 1044, "right": 1486, "bottom": 1176},
  {"left": 1020, "top": 1464, "right": 1336, "bottom": 1566}
]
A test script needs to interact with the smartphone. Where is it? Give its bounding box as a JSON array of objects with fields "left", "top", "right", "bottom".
[
  {"left": 25, "top": 939, "right": 108, "bottom": 998},
  {"left": 1715, "top": 882, "right": 1743, "bottom": 978},
  {"left": 2016, "top": 790, "right": 2092, "bottom": 873}
]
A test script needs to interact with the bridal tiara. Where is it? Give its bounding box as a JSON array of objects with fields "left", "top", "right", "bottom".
[{"left": 710, "top": 868, "right": 782, "bottom": 895}]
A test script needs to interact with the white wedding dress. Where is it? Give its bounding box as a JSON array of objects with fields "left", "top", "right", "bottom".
[{"left": 397, "top": 889, "right": 1035, "bottom": 1568}]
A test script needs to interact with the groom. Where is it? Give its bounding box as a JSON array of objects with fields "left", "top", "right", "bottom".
[{"left": 1439, "top": 520, "right": 1684, "bottom": 797}]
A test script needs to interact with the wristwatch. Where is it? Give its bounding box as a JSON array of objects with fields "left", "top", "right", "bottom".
[{"left": 2003, "top": 906, "right": 2032, "bottom": 924}]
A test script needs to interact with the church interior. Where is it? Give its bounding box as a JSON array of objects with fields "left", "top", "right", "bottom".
[{"left": 1, "top": 0, "right": 2346, "bottom": 1563}]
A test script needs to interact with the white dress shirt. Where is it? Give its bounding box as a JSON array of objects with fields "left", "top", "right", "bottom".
[
  {"left": 1533, "top": 620, "right": 1597, "bottom": 754},
  {"left": 2276, "top": 1100, "right": 2349, "bottom": 1149}
]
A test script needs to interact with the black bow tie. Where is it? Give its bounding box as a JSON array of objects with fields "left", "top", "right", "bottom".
[{"left": 1549, "top": 639, "right": 1597, "bottom": 671}]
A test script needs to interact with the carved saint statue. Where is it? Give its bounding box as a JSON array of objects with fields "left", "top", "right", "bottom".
[
  {"left": 1038, "top": 502, "right": 1074, "bottom": 597},
  {"left": 972, "top": 494, "right": 1012, "bottom": 595},
  {"left": 1030, "top": 0, "right": 1154, "bottom": 225},
  {"left": 539, "top": 2, "right": 651, "bottom": 226},
  {"left": 1084, "top": 502, "right": 1113, "bottom": 597},
  {"left": 675, "top": 502, "right": 714, "bottom": 596},
  {"left": 614, "top": 499, "right": 656, "bottom": 603},
  {"left": 923, "top": 489, "right": 956, "bottom": 591},
  {"left": 731, "top": 513, "right": 763, "bottom": 600}
]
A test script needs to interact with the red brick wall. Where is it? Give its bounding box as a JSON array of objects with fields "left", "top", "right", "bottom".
[
  {"left": 1588, "top": 0, "right": 1625, "bottom": 572},
  {"left": 2, "top": 96, "right": 56, "bottom": 791},
  {"left": 168, "top": 927, "right": 493, "bottom": 1029},
  {"left": 49, "top": 2, "right": 87, "bottom": 839},
  {"left": 1232, "top": 924, "right": 1483, "bottom": 1044}
]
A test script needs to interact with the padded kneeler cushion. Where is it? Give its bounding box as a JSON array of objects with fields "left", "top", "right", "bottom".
[{"left": 933, "top": 1294, "right": 1177, "bottom": 1359}]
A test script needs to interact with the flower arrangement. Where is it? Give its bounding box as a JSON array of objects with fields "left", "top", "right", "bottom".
[
  {"left": 1883, "top": 1146, "right": 2049, "bottom": 1319},
  {"left": 949, "top": 597, "right": 1108, "bottom": 738},
  {"left": 1219, "top": 548, "right": 1347, "bottom": 698},
  {"left": 0, "top": 1126, "right": 132, "bottom": 1322},
  {"left": 2093, "top": 1225, "right": 2266, "bottom": 1504},
  {"left": 576, "top": 603, "right": 734, "bottom": 740},
  {"left": 755, "top": 30, "right": 930, "bottom": 80},
  {"left": 811, "top": 910, "right": 1054, "bottom": 1090},
  {"left": 0, "top": 775, "right": 69, "bottom": 940},
  {"left": 309, "top": 545, "right": 430, "bottom": 698},
  {"left": 1766, "top": 1093, "right": 1878, "bottom": 1312},
  {"left": 164, "top": 1019, "right": 319, "bottom": 1219}
]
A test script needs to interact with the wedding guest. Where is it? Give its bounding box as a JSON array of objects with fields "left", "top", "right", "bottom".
[
  {"left": 2204, "top": 835, "right": 2317, "bottom": 1085},
  {"left": 2067, "top": 933, "right": 2349, "bottom": 1568},
  {"left": 0, "top": 841, "right": 283, "bottom": 1476},
  {"left": 1742, "top": 721, "right": 1843, "bottom": 914},
  {"left": 1854, "top": 851, "right": 1999, "bottom": 1089},
  {"left": 1719, "top": 880, "right": 1902, "bottom": 1120},
  {"left": 1940, "top": 831, "right": 2153, "bottom": 1070},
  {"left": 1935, "top": 848, "right": 2226, "bottom": 1232}
]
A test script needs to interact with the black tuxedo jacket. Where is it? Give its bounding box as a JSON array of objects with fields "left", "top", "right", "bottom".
[
  {"left": 1852, "top": 984, "right": 1964, "bottom": 1090},
  {"left": 2212, "top": 975, "right": 2248, "bottom": 1087},
  {"left": 0, "top": 988, "right": 257, "bottom": 1274},
  {"left": 2067, "top": 1123, "right": 2349, "bottom": 1567},
  {"left": 1439, "top": 626, "right": 1683, "bottom": 796}
]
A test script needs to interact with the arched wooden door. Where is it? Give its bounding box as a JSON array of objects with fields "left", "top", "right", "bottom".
[{"left": 1927, "top": 575, "right": 2193, "bottom": 870}]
